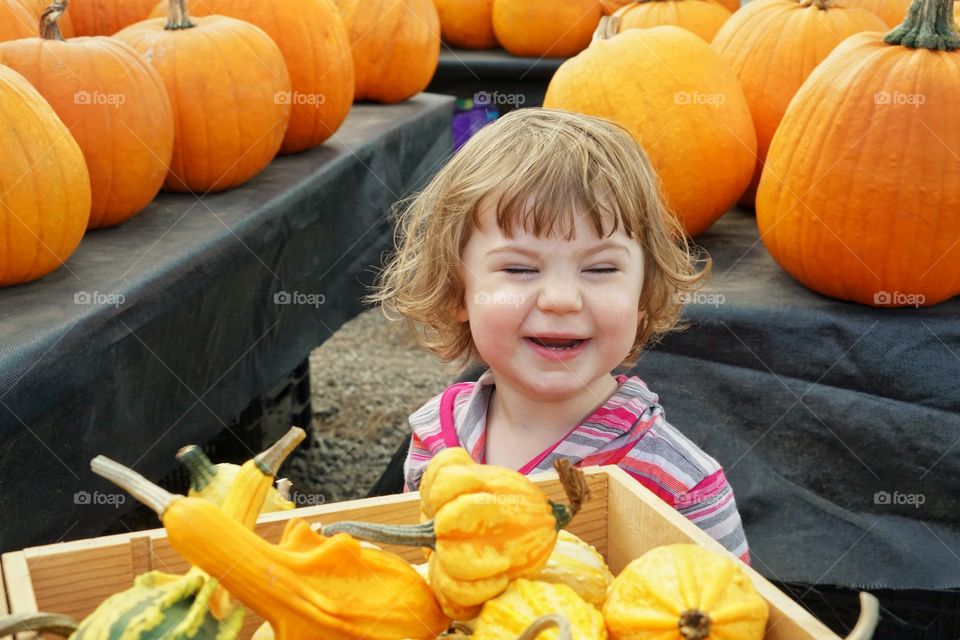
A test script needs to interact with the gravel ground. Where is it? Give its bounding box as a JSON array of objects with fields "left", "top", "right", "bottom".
[{"left": 284, "top": 308, "right": 460, "bottom": 503}]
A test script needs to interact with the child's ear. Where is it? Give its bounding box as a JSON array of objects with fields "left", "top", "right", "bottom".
[{"left": 454, "top": 305, "right": 469, "bottom": 323}]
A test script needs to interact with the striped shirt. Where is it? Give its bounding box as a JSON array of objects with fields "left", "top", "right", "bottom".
[{"left": 403, "top": 369, "right": 750, "bottom": 563}]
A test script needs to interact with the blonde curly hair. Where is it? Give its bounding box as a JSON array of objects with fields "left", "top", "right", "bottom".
[{"left": 365, "top": 107, "right": 710, "bottom": 372}]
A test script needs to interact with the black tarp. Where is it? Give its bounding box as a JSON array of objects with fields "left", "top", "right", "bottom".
[{"left": 0, "top": 94, "right": 454, "bottom": 553}]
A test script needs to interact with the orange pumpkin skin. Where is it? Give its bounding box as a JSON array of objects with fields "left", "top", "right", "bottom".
[
  {"left": 756, "top": 33, "right": 960, "bottom": 307},
  {"left": 493, "top": 0, "right": 601, "bottom": 57},
  {"left": 544, "top": 25, "right": 757, "bottom": 237},
  {"left": 0, "top": 65, "right": 90, "bottom": 286},
  {"left": 149, "top": 0, "right": 214, "bottom": 16},
  {"left": 114, "top": 17, "right": 291, "bottom": 192},
  {"left": 615, "top": 0, "right": 732, "bottom": 42},
  {"left": 712, "top": 0, "right": 886, "bottom": 205},
  {"left": 69, "top": 0, "right": 158, "bottom": 35},
  {"left": 336, "top": 0, "right": 439, "bottom": 103},
  {"left": 0, "top": 0, "right": 36, "bottom": 41},
  {"left": 602, "top": 0, "right": 740, "bottom": 15},
  {"left": 23, "top": 0, "right": 75, "bottom": 37},
  {"left": 841, "top": 0, "right": 911, "bottom": 27},
  {"left": 0, "top": 35, "right": 174, "bottom": 228},
  {"left": 435, "top": 0, "right": 497, "bottom": 49}
]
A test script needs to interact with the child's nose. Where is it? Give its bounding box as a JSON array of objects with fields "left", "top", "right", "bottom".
[{"left": 536, "top": 274, "right": 583, "bottom": 314}]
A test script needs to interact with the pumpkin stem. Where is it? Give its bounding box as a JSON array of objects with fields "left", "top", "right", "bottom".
[
  {"left": 678, "top": 609, "right": 712, "bottom": 640},
  {"left": 516, "top": 614, "right": 572, "bottom": 640},
  {"left": 593, "top": 15, "right": 621, "bottom": 41},
  {"left": 39, "top": 0, "right": 67, "bottom": 40},
  {"left": 884, "top": 0, "right": 958, "bottom": 50},
  {"left": 176, "top": 445, "right": 218, "bottom": 492},
  {"left": 321, "top": 520, "right": 437, "bottom": 549},
  {"left": 255, "top": 426, "right": 306, "bottom": 476},
  {"left": 797, "top": 0, "right": 833, "bottom": 9},
  {"left": 843, "top": 593, "right": 880, "bottom": 640},
  {"left": 0, "top": 612, "right": 78, "bottom": 638},
  {"left": 549, "top": 458, "right": 590, "bottom": 530},
  {"left": 164, "top": 0, "right": 195, "bottom": 30},
  {"left": 91, "top": 455, "right": 179, "bottom": 516}
]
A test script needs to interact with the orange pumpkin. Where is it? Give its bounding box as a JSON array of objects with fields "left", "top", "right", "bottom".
[
  {"left": 602, "top": 0, "right": 740, "bottom": 15},
  {"left": 712, "top": 0, "right": 886, "bottom": 205},
  {"left": 435, "top": 0, "right": 497, "bottom": 49},
  {"left": 756, "top": 0, "right": 960, "bottom": 306},
  {"left": 544, "top": 22, "right": 757, "bottom": 236},
  {"left": 336, "top": 0, "right": 439, "bottom": 103},
  {"left": 492, "top": 0, "right": 601, "bottom": 57},
  {"left": 69, "top": 0, "right": 157, "bottom": 34},
  {"left": 0, "top": 64, "right": 90, "bottom": 286},
  {"left": 1, "top": 0, "right": 35, "bottom": 41},
  {"left": 0, "top": 4, "right": 174, "bottom": 228},
  {"left": 149, "top": 0, "right": 213, "bottom": 15},
  {"left": 114, "top": 0, "right": 291, "bottom": 192},
  {"left": 612, "top": 0, "right": 732, "bottom": 42},
  {"left": 841, "top": 0, "right": 912, "bottom": 27},
  {"left": 23, "top": 0, "right": 75, "bottom": 37}
]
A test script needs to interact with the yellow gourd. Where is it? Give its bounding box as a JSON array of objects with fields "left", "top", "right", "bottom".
[
  {"left": 603, "top": 544, "right": 769, "bottom": 640},
  {"left": 473, "top": 580, "right": 606, "bottom": 639},
  {"left": 537, "top": 530, "right": 614, "bottom": 608},
  {"left": 176, "top": 445, "right": 294, "bottom": 512}
]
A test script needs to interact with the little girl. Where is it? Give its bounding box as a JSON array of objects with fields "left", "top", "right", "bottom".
[{"left": 367, "top": 108, "right": 750, "bottom": 563}]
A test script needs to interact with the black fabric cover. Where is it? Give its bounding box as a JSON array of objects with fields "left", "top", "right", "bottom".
[
  {"left": 623, "top": 210, "right": 960, "bottom": 590},
  {"left": 0, "top": 94, "right": 454, "bottom": 554}
]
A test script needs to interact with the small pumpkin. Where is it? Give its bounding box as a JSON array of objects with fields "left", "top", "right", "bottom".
[
  {"left": 114, "top": 0, "right": 291, "bottom": 192},
  {"left": 756, "top": 0, "right": 960, "bottom": 306},
  {"left": 322, "top": 448, "right": 591, "bottom": 621},
  {"left": 68, "top": 0, "right": 157, "bottom": 34},
  {"left": 473, "top": 580, "right": 606, "bottom": 640},
  {"left": 0, "top": 64, "right": 90, "bottom": 286},
  {"left": 841, "top": 0, "right": 912, "bottom": 27},
  {"left": 603, "top": 544, "right": 769, "bottom": 639},
  {"left": 537, "top": 530, "right": 614, "bottom": 609},
  {"left": 611, "top": 0, "right": 733, "bottom": 43},
  {"left": 492, "top": 0, "right": 601, "bottom": 57},
  {"left": 23, "top": 0, "right": 75, "bottom": 36},
  {"left": 711, "top": 0, "right": 886, "bottom": 205},
  {"left": 0, "top": 1, "right": 175, "bottom": 228},
  {"left": 602, "top": 0, "right": 740, "bottom": 15},
  {"left": 0, "top": 0, "right": 35, "bottom": 41},
  {"left": 336, "top": 0, "right": 440, "bottom": 103},
  {"left": 435, "top": 0, "right": 498, "bottom": 49},
  {"left": 544, "top": 21, "right": 756, "bottom": 236}
]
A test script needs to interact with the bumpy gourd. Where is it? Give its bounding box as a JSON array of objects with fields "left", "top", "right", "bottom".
[
  {"left": 473, "top": 580, "right": 606, "bottom": 640},
  {"left": 321, "top": 447, "right": 591, "bottom": 620},
  {"left": 537, "top": 530, "right": 614, "bottom": 608},
  {"left": 603, "top": 544, "right": 768, "bottom": 640}
]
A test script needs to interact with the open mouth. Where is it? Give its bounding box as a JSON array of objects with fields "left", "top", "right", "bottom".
[{"left": 526, "top": 337, "right": 587, "bottom": 351}]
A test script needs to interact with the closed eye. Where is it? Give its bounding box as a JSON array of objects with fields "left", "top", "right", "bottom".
[
  {"left": 503, "top": 268, "right": 536, "bottom": 274},
  {"left": 586, "top": 268, "right": 618, "bottom": 273}
]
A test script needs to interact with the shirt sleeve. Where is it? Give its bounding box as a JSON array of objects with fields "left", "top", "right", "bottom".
[
  {"left": 403, "top": 432, "right": 431, "bottom": 493},
  {"left": 674, "top": 469, "right": 751, "bottom": 564}
]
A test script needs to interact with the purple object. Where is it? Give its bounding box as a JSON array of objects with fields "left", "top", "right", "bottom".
[{"left": 452, "top": 99, "right": 498, "bottom": 150}]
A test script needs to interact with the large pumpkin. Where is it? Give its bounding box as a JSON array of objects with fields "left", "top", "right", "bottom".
[
  {"left": 114, "top": 0, "right": 291, "bottom": 192},
  {"left": 0, "top": 4, "right": 174, "bottom": 228},
  {"left": 756, "top": 0, "right": 960, "bottom": 306},
  {"left": 544, "top": 22, "right": 757, "bottom": 236},
  {"left": 69, "top": 0, "right": 157, "bottom": 34},
  {"left": 435, "top": 0, "right": 497, "bottom": 49},
  {"left": 602, "top": 0, "right": 740, "bottom": 15},
  {"left": 0, "top": 65, "right": 90, "bottom": 286},
  {"left": 492, "top": 0, "right": 601, "bottom": 57},
  {"left": 612, "top": 0, "right": 733, "bottom": 42},
  {"left": 712, "top": 0, "right": 886, "bottom": 205},
  {"left": 336, "top": 0, "right": 440, "bottom": 103},
  {"left": 0, "top": 0, "right": 35, "bottom": 41},
  {"left": 841, "top": 0, "right": 912, "bottom": 27},
  {"left": 23, "top": 0, "right": 75, "bottom": 37}
]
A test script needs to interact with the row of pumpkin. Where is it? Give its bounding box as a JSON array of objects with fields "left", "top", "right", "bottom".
[
  {"left": 0, "top": 0, "right": 442, "bottom": 287},
  {"left": 537, "top": 0, "right": 958, "bottom": 308}
]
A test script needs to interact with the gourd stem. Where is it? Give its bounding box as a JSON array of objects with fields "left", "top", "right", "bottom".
[
  {"left": 678, "top": 609, "right": 712, "bottom": 640},
  {"left": 593, "top": 15, "right": 621, "bottom": 41},
  {"left": 516, "top": 614, "right": 572, "bottom": 640},
  {"left": 176, "top": 445, "right": 218, "bottom": 491},
  {"left": 550, "top": 458, "right": 590, "bottom": 530},
  {"left": 884, "top": 0, "right": 958, "bottom": 50},
  {"left": 843, "top": 593, "right": 879, "bottom": 640},
  {"left": 797, "top": 0, "right": 832, "bottom": 9},
  {"left": 164, "top": 0, "right": 195, "bottom": 30},
  {"left": 321, "top": 520, "right": 437, "bottom": 549},
  {"left": 90, "top": 455, "right": 178, "bottom": 515},
  {"left": 255, "top": 426, "right": 307, "bottom": 476},
  {"left": 0, "top": 612, "right": 78, "bottom": 637},
  {"left": 39, "top": 1, "right": 67, "bottom": 41}
]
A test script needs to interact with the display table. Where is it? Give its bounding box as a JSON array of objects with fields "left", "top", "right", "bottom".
[
  {"left": 623, "top": 208, "right": 960, "bottom": 592},
  {"left": 0, "top": 94, "right": 455, "bottom": 554}
]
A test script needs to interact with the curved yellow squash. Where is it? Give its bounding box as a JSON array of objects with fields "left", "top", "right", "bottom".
[{"left": 473, "top": 579, "right": 606, "bottom": 640}]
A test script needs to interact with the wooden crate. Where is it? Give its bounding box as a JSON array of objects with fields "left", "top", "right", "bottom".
[{"left": 2, "top": 466, "right": 841, "bottom": 639}]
